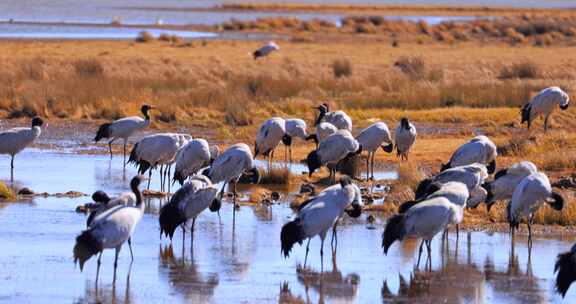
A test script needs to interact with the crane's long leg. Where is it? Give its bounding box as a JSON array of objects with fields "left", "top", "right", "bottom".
[
  {"left": 304, "top": 238, "right": 311, "bottom": 268},
  {"left": 366, "top": 152, "right": 370, "bottom": 181},
  {"left": 128, "top": 238, "right": 134, "bottom": 261},
  {"left": 232, "top": 182, "right": 237, "bottom": 227},
  {"left": 182, "top": 224, "right": 186, "bottom": 246},
  {"left": 527, "top": 215, "right": 533, "bottom": 249},
  {"left": 147, "top": 169, "right": 152, "bottom": 190},
  {"left": 108, "top": 139, "right": 115, "bottom": 159},
  {"left": 96, "top": 251, "right": 103, "bottom": 282},
  {"left": 544, "top": 115, "right": 549, "bottom": 133},
  {"left": 123, "top": 139, "right": 127, "bottom": 167},
  {"left": 371, "top": 151, "right": 376, "bottom": 180},
  {"left": 159, "top": 165, "right": 165, "bottom": 192},
  {"left": 416, "top": 240, "right": 424, "bottom": 269},
  {"left": 331, "top": 219, "right": 338, "bottom": 251},
  {"left": 191, "top": 217, "right": 196, "bottom": 248},
  {"left": 320, "top": 237, "right": 325, "bottom": 272},
  {"left": 10, "top": 154, "right": 14, "bottom": 182},
  {"left": 426, "top": 240, "right": 432, "bottom": 271},
  {"left": 114, "top": 246, "right": 121, "bottom": 273},
  {"left": 167, "top": 165, "right": 172, "bottom": 193}
]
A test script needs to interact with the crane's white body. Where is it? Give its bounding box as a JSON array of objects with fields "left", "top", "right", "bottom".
[
  {"left": 317, "top": 130, "right": 359, "bottom": 167},
  {"left": 285, "top": 118, "right": 308, "bottom": 139},
  {"left": 89, "top": 204, "right": 144, "bottom": 249},
  {"left": 0, "top": 125, "right": 41, "bottom": 156},
  {"left": 173, "top": 138, "right": 212, "bottom": 180},
  {"left": 355, "top": 122, "right": 392, "bottom": 153},
  {"left": 132, "top": 133, "right": 182, "bottom": 168},
  {"left": 401, "top": 197, "right": 464, "bottom": 241},
  {"left": 175, "top": 176, "right": 218, "bottom": 220},
  {"left": 509, "top": 172, "right": 553, "bottom": 222},
  {"left": 322, "top": 110, "right": 352, "bottom": 132},
  {"left": 316, "top": 122, "right": 338, "bottom": 143},
  {"left": 106, "top": 116, "right": 149, "bottom": 141},
  {"left": 254, "top": 42, "right": 279, "bottom": 58},
  {"left": 207, "top": 143, "right": 255, "bottom": 184},
  {"left": 427, "top": 163, "right": 488, "bottom": 207},
  {"left": 447, "top": 135, "right": 497, "bottom": 168},
  {"left": 297, "top": 183, "right": 362, "bottom": 240},
  {"left": 487, "top": 161, "right": 538, "bottom": 203},
  {"left": 395, "top": 120, "right": 417, "bottom": 157},
  {"left": 426, "top": 181, "right": 470, "bottom": 208},
  {"left": 255, "top": 117, "right": 286, "bottom": 156},
  {"left": 526, "top": 86, "right": 570, "bottom": 124}
]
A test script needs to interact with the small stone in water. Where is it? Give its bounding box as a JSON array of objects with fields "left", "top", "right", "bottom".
[{"left": 18, "top": 187, "right": 34, "bottom": 195}]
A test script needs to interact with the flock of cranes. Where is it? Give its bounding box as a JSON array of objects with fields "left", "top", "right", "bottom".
[{"left": 0, "top": 80, "right": 573, "bottom": 297}]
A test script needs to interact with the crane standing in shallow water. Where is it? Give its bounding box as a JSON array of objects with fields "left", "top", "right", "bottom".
[
  {"left": 73, "top": 176, "right": 147, "bottom": 280},
  {"left": 0, "top": 117, "right": 44, "bottom": 180},
  {"left": 94, "top": 104, "right": 153, "bottom": 167}
]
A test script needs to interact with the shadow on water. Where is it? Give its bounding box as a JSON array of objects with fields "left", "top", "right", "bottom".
[
  {"left": 158, "top": 244, "right": 219, "bottom": 302},
  {"left": 382, "top": 232, "right": 549, "bottom": 303},
  {"left": 296, "top": 253, "right": 360, "bottom": 303}
]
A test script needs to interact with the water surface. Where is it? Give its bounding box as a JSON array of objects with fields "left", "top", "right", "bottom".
[{"left": 0, "top": 150, "right": 574, "bottom": 303}]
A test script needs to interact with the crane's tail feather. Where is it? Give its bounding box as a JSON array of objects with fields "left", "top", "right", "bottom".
[
  {"left": 128, "top": 143, "right": 139, "bottom": 165},
  {"left": 398, "top": 200, "right": 422, "bottom": 214},
  {"left": 94, "top": 123, "right": 112, "bottom": 142},
  {"left": 382, "top": 143, "right": 394, "bottom": 153},
  {"left": 382, "top": 214, "right": 405, "bottom": 254},
  {"left": 173, "top": 170, "right": 186, "bottom": 186},
  {"left": 521, "top": 103, "right": 531, "bottom": 124},
  {"left": 548, "top": 192, "right": 565, "bottom": 211},
  {"left": 159, "top": 201, "right": 187, "bottom": 240},
  {"left": 280, "top": 218, "right": 305, "bottom": 258},
  {"left": 414, "top": 178, "right": 432, "bottom": 200},
  {"left": 555, "top": 250, "right": 576, "bottom": 297},
  {"left": 73, "top": 230, "right": 102, "bottom": 271}
]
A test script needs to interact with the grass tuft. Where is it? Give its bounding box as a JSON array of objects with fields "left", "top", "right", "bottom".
[
  {"left": 259, "top": 166, "right": 296, "bottom": 185},
  {"left": 0, "top": 182, "right": 15, "bottom": 201}
]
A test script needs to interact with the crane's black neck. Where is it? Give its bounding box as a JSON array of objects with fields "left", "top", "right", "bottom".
[{"left": 130, "top": 178, "right": 143, "bottom": 208}]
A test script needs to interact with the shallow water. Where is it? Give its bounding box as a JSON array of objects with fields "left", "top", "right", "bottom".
[
  {"left": 0, "top": 149, "right": 575, "bottom": 303},
  {"left": 0, "top": 0, "right": 564, "bottom": 40}
]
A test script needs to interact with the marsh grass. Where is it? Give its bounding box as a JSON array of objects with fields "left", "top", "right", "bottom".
[
  {"left": 332, "top": 59, "right": 352, "bottom": 78},
  {"left": 0, "top": 182, "right": 15, "bottom": 201},
  {"left": 498, "top": 61, "right": 540, "bottom": 80},
  {"left": 259, "top": 166, "right": 296, "bottom": 185}
]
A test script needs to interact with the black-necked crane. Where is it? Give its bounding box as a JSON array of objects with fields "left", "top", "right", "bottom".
[
  {"left": 483, "top": 161, "right": 538, "bottom": 212},
  {"left": 253, "top": 41, "right": 279, "bottom": 60},
  {"left": 73, "top": 175, "right": 146, "bottom": 279},
  {"left": 383, "top": 181, "right": 469, "bottom": 269},
  {"left": 254, "top": 117, "right": 288, "bottom": 169},
  {"left": 355, "top": 122, "right": 394, "bottom": 180},
  {"left": 306, "top": 130, "right": 361, "bottom": 183},
  {"left": 507, "top": 172, "right": 564, "bottom": 246},
  {"left": 94, "top": 104, "right": 153, "bottom": 165},
  {"left": 281, "top": 177, "right": 362, "bottom": 269},
  {"left": 521, "top": 86, "right": 569, "bottom": 132},
  {"left": 314, "top": 103, "right": 352, "bottom": 132},
  {"left": 305, "top": 121, "right": 338, "bottom": 149},
  {"left": 441, "top": 135, "right": 497, "bottom": 174},
  {"left": 160, "top": 175, "right": 219, "bottom": 247},
  {"left": 283, "top": 118, "right": 308, "bottom": 163},
  {"left": 128, "top": 133, "right": 190, "bottom": 191},
  {"left": 394, "top": 117, "right": 417, "bottom": 161},
  {"left": 172, "top": 138, "right": 219, "bottom": 186},
  {"left": 555, "top": 243, "right": 576, "bottom": 298},
  {"left": 0, "top": 117, "right": 43, "bottom": 180},
  {"left": 415, "top": 163, "right": 488, "bottom": 209},
  {"left": 203, "top": 143, "right": 260, "bottom": 223}
]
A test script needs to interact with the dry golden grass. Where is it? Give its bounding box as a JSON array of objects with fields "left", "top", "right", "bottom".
[
  {"left": 259, "top": 166, "right": 298, "bottom": 185},
  {"left": 0, "top": 182, "right": 15, "bottom": 201}
]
